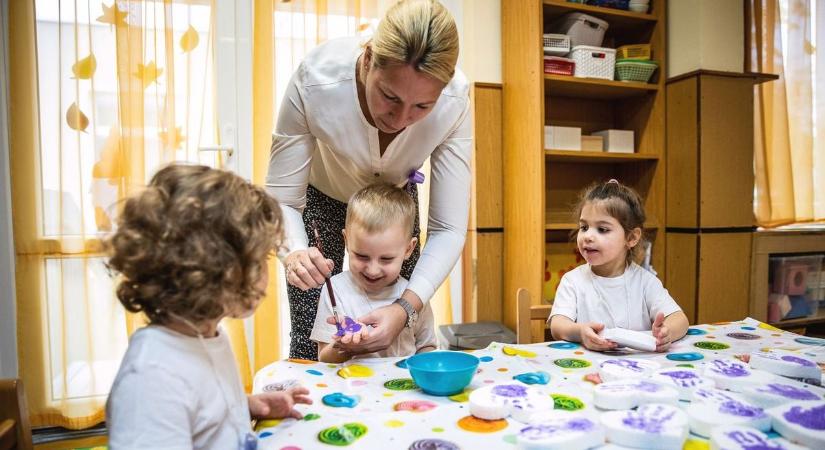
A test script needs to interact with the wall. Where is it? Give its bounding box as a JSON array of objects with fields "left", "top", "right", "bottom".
[
  {"left": 460, "top": 0, "right": 502, "bottom": 84},
  {"left": 668, "top": 0, "right": 744, "bottom": 77}
]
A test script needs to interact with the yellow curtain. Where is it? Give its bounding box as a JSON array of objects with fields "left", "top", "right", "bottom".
[
  {"left": 9, "top": 0, "right": 236, "bottom": 429},
  {"left": 748, "top": 0, "right": 825, "bottom": 226}
]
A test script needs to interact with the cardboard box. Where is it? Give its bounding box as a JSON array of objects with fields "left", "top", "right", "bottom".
[
  {"left": 581, "top": 135, "right": 604, "bottom": 151},
  {"left": 592, "top": 129, "right": 634, "bottom": 153},
  {"left": 544, "top": 126, "right": 581, "bottom": 151}
]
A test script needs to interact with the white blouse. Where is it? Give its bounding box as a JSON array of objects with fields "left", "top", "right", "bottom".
[{"left": 265, "top": 37, "right": 472, "bottom": 304}]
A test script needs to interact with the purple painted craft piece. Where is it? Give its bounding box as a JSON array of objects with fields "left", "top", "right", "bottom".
[
  {"left": 520, "top": 418, "right": 595, "bottom": 439},
  {"left": 725, "top": 430, "right": 784, "bottom": 450},
  {"left": 334, "top": 316, "right": 362, "bottom": 337},
  {"left": 660, "top": 370, "right": 704, "bottom": 387},
  {"left": 718, "top": 400, "right": 766, "bottom": 418},
  {"left": 493, "top": 384, "right": 528, "bottom": 398},
  {"left": 783, "top": 404, "right": 825, "bottom": 430},
  {"left": 781, "top": 355, "right": 816, "bottom": 367},
  {"left": 604, "top": 359, "right": 644, "bottom": 372},
  {"left": 637, "top": 381, "right": 663, "bottom": 393},
  {"left": 758, "top": 383, "right": 819, "bottom": 401},
  {"left": 600, "top": 381, "right": 661, "bottom": 393},
  {"left": 711, "top": 360, "right": 750, "bottom": 377},
  {"left": 621, "top": 406, "right": 676, "bottom": 434}
]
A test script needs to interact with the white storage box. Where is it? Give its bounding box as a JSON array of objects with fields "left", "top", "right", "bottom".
[
  {"left": 570, "top": 45, "right": 616, "bottom": 80},
  {"left": 544, "top": 126, "right": 581, "bottom": 151},
  {"left": 548, "top": 12, "right": 609, "bottom": 47},
  {"left": 592, "top": 129, "right": 634, "bottom": 153},
  {"left": 543, "top": 33, "right": 571, "bottom": 56}
]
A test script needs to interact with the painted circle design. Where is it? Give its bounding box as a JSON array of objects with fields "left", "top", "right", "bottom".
[
  {"left": 694, "top": 341, "right": 730, "bottom": 350},
  {"left": 726, "top": 332, "right": 761, "bottom": 340},
  {"left": 479, "top": 356, "right": 494, "bottom": 362},
  {"left": 394, "top": 400, "right": 438, "bottom": 412},
  {"left": 384, "top": 419, "right": 404, "bottom": 428},
  {"left": 304, "top": 413, "right": 321, "bottom": 421},
  {"left": 408, "top": 438, "right": 460, "bottom": 450},
  {"left": 457, "top": 415, "right": 508, "bottom": 433},
  {"left": 513, "top": 371, "right": 550, "bottom": 385},
  {"left": 306, "top": 369, "right": 323, "bottom": 376},
  {"left": 384, "top": 378, "right": 418, "bottom": 391},
  {"left": 337, "top": 365, "right": 374, "bottom": 378},
  {"left": 551, "top": 393, "right": 585, "bottom": 411},
  {"left": 548, "top": 342, "right": 580, "bottom": 350},
  {"left": 795, "top": 336, "right": 825, "bottom": 346},
  {"left": 317, "top": 423, "right": 368, "bottom": 446},
  {"left": 686, "top": 328, "right": 708, "bottom": 336},
  {"left": 448, "top": 390, "right": 470, "bottom": 402},
  {"left": 553, "top": 358, "right": 591, "bottom": 369},
  {"left": 676, "top": 364, "right": 695, "bottom": 368},
  {"left": 287, "top": 358, "right": 316, "bottom": 364},
  {"left": 666, "top": 352, "right": 705, "bottom": 361},
  {"left": 741, "top": 326, "right": 756, "bottom": 330},
  {"left": 322, "top": 393, "right": 359, "bottom": 408}
]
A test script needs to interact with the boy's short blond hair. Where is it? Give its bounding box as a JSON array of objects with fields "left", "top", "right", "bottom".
[{"left": 346, "top": 182, "right": 416, "bottom": 237}]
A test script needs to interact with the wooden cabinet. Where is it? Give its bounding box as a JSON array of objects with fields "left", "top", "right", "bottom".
[{"left": 501, "top": 0, "right": 667, "bottom": 340}]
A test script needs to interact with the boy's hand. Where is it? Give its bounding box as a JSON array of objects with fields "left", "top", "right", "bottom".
[
  {"left": 579, "top": 322, "right": 618, "bottom": 351},
  {"left": 652, "top": 312, "right": 671, "bottom": 352},
  {"left": 248, "top": 386, "right": 312, "bottom": 420},
  {"left": 326, "top": 317, "right": 370, "bottom": 344}
]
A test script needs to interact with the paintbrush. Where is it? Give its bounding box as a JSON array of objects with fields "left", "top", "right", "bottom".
[{"left": 311, "top": 221, "right": 344, "bottom": 335}]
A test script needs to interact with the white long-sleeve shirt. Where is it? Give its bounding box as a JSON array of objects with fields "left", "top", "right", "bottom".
[{"left": 265, "top": 37, "right": 472, "bottom": 304}]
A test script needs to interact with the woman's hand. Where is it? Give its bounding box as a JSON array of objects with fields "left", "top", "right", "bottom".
[
  {"left": 579, "top": 322, "right": 618, "bottom": 351},
  {"left": 248, "top": 386, "right": 312, "bottom": 420},
  {"left": 283, "top": 248, "right": 334, "bottom": 291},
  {"left": 652, "top": 312, "right": 672, "bottom": 352},
  {"left": 326, "top": 317, "right": 371, "bottom": 345},
  {"left": 331, "top": 304, "right": 407, "bottom": 354}
]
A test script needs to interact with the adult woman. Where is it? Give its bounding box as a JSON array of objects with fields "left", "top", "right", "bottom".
[{"left": 266, "top": 0, "right": 470, "bottom": 360}]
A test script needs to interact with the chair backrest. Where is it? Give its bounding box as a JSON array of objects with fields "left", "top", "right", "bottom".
[
  {"left": 515, "top": 288, "right": 552, "bottom": 344},
  {"left": 0, "top": 379, "right": 33, "bottom": 450}
]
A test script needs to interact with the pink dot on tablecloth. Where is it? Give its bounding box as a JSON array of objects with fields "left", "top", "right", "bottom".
[
  {"left": 351, "top": 380, "right": 368, "bottom": 386},
  {"left": 280, "top": 447, "right": 301, "bottom": 450},
  {"left": 484, "top": 379, "right": 495, "bottom": 383}
]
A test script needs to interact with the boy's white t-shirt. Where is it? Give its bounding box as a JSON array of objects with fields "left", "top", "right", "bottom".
[
  {"left": 106, "top": 325, "right": 251, "bottom": 450},
  {"left": 549, "top": 262, "right": 682, "bottom": 331},
  {"left": 310, "top": 271, "right": 437, "bottom": 358}
]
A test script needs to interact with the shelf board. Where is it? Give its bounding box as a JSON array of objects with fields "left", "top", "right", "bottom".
[
  {"left": 543, "top": 0, "right": 658, "bottom": 30},
  {"left": 769, "top": 309, "right": 825, "bottom": 329},
  {"left": 545, "top": 75, "right": 659, "bottom": 100},
  {"left": 545, "top": 149, "right": 659, "bottom": 163}
]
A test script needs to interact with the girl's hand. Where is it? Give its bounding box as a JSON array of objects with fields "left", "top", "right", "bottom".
[
  {"left": 652, "top": 312, "right": 671, "bottom": 352},
  {"left": 579, "top": 322, "right": 618, "bottom": 351},
  {"left": 284, "top": 248, "right": 334, "bottom": 291},
  {"left": 327, "top": 316, "right": 370, "bottom": 345},
  {"left": 248, "top": 386, "right": 313, "bottom": 420}
]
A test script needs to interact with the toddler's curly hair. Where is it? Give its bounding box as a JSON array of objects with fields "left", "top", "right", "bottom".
[{"left": 106, "top": 164, "right": 283, "bottom": 325}]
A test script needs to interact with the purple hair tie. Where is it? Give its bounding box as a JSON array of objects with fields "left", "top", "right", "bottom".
[{"left": 407, "top": 169, "right": 425, "bottom": 194}]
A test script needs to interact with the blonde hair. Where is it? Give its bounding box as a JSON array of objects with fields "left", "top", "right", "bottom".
[
  {"left": 346, "top": 183, "right": 416, "bottom": 237},
  {"left": 369, "top": 0, "right": 459, "bottom": 84},
  {"left": 106, "top": 164, "right": 283, "bottom": 325}
]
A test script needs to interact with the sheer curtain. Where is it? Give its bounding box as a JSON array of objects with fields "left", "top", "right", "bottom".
[{"left": 747, "top": 0, "right": 825, "bottom": 226}]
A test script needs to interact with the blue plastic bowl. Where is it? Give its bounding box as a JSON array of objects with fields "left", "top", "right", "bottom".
[{"left": 405, "top": 351, "right": 479, "bottom": 396}]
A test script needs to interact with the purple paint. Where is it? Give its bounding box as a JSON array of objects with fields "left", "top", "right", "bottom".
[
  {"left": 621, "top": 406, "right": 676, "bottom": 434},
  {"left": 718, "top": 400, "right": 766, "bottom": 418},
  {"left": 781, "top": 355, "right": 816, "bottom": 367},
  {"left": 724, "top": 430, "right": 784, "bottom": 450},
  {"left": 604, "top": 359, "right": 644, "bottom": 372},
  {"left": 637, "top": 381, "right": 663, "bottom": 393},
  {"left": 334, "top": 316, "right": 363, "bottom": 337},
  {"left": 519, "top": 418, "right": 595, "bottom": 439},
  {"left": 758, "top": 383, "right": 820, "bottom": 401},
  {"left": 711, "top": 360, "right": 750, "bottom": 377},
  {"left": 408, "top": 439, "right": 460, "bottom": 450},
  {"left": 783, "top": 404, "right": 825, "bottom": 430},
  {"left": 492, "top": 384, "right": 528, "bottom": 398},
  {"left": 660, "top": 370, "right": 705, "bottom": 387},
  {"left": 599, "top": 381, "right": 661, "bottom": 393}
]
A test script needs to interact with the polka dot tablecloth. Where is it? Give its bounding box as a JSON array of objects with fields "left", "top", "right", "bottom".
[{"left": 253, "top": 318, "right": 825, "bottom": 449}]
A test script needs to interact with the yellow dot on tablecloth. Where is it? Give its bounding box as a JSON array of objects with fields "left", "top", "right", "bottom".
[
  {"left": 255, "top": 419, "right": 282, "bottom": 431},
  {"left": 497, "top": 368, "right": 508, "bottom": 372},
  {"left": 563, "top": 369, "right": 572, "bottom": 374},
  {"left": 316, "top": 383, "right": 327, "bottom": 388},
  {"left": 337, "top": 364, "right": 374, "bottom": 378},
  {"left": 385, "top": 419, "right": 404, "bottom": 428},
  {"left": 327, "top": 364, "right": 337, "bottom": 368},
  {"left": 432, "top": 427, "right": 445, "bottom": 433},
  {"left": 383, "top": 393, "right": 394, "bottom": 397},
  {"left": 502, "top": 346, "right": 537, "bottom": 358},
  {"left": 266, "top": 371, "right": 274, "bottom": 377},
  {"left": 683, "top": 438, "right": 711, "bottom": 450},
  {"left": 449, "top": 390, "right": 471, "bottom": 402}
]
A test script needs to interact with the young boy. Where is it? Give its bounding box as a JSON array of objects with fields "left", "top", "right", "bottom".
[
  {"left": 310, "top": 183, "right": 437, "bottom": 363},
  {"left": 105, "top": 164, "right": 312, "bottom": 449}
]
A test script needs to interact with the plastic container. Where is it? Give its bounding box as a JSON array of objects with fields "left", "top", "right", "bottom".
[
  {"left": 570, "top": 45, "right": 616, "bottom": 80},
  {"left": 615, "top": 59, "right": 658, "bottom": 83},
  {"left": 406, "top": 351, "right": 479, "bottom": 396},
  {"left": 543, "top": 33, "right": 571, "bottom": 56},
  {"left": 616, "top": 44, "right": 652, "bottom": 60},
  {"left": 548, "top": 12, "right": 609, "bottom": 47},
  {"left": 769, "top": 254, "right": 824, "bottom": 320},
  {"left": 544, "top": 56, "right": 575, "bottom": 76}
]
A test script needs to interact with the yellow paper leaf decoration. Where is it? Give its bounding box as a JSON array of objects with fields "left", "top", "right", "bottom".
[
  {"left": 133, "top": 61, "right": 163, "bottom": 89},
  {"left": 72, "top": 54, "right": 97, "bottom": 79},
  {"left": 180, "top": 25, "right": 200, "bottom": 53},
  {"left": 158, "top": 127, "right": 186, "bottom": 150},
  {"left": 66, "top": 102, "right": 90, "bottom": 132},
  {"left": 96, "top": 2, "right": 128, "bottom": 28}
]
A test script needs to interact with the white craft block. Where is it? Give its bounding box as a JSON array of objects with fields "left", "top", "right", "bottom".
[
  {"left": 768, "top": 401, "right": 825, "bottom": 449},
  {"left": 517, "top": 411, "right": 605, "bottom": 450},
  {"left": 651, "top": 367, "right": 715, "bottom": 401},
  {"left": 749, "top": 350, "right": 821, "bottom": 381},
  {"left": 599, "top": 358, "right": 661, "bottom": 382},
  {"left": 742, "top": 380, "right": 825, "bottom": 408},
  {"left": 593, "top": 379, "right": 679, "bottom": 410},
  {"left": 592, "top": 129, "right": 634, "bottom": 153},
  {"left": 704, "top": 358, "right": 776, "bottom": 392},
  {"left": 601, "top": 403, "right": 689, "bottom": 450},
  {"left": 710, "top": 425, "right": 808, "bottom": 450},
  {"left": 469, "top": 383, "right": 553, "bottom": 423},
  {"left": 688, "top": 388, "right": 772, "bottom": 438}
]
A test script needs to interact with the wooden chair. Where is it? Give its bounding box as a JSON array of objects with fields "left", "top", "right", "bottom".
[
  {"left": 515, "top": 288, "right": 552, "bottom": 344},
  {"left": 0, "top": 379, "right": 33, "bottom": 450}
]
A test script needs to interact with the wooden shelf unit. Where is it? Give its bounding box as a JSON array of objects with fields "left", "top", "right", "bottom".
[{"left": 503, "top": 0, "right": 667, "bottom": 339}]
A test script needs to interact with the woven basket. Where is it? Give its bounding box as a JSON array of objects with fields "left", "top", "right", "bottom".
[
  {"left": 616, "top": 44, "right": 651, "bottom": 60},
  {"left": 614, "top": 59, "right": 658, "bottom": 83}
]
